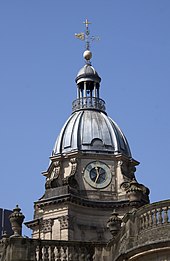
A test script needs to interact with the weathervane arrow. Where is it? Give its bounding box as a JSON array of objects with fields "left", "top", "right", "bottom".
[{"left": 75, "top": 32, "right": 85, "bottom": 41}]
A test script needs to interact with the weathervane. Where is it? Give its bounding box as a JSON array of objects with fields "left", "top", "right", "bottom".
[{"left": 75, "top": 19, "right": 99, "bottom": 63}]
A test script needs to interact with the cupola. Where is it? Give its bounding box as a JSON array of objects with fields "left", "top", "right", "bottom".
[{"left": 53, "top": 21, "right": 132, "bottom": 157}]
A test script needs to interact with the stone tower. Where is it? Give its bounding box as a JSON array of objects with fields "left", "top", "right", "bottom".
[{"left": 25, "top": 20, "right": 149, "bottom": 242}]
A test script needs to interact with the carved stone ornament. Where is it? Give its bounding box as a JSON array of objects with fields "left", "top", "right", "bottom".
[
  {"left": 9, "top": 205, "right": 25, "bottom": 237},
  {"left": 128, "top": 165, "right": 136, "bottom": 178},
  {"left": 41, "top": 219, "right": 53, "bottom": 233},
  {"left": 119, "top": 160, "right": 136, "bottom": 179},
  {"left": 62, "top": 158, "right": 78, "bottom": 187},
  {"left": 53, "top": 161, "right": 60, "bottom": 167},
  {"left": 58, "top": 215, "right": 74, "bottom": 230},
  {"left": 117, "top": 160, "right": 123, "bottom": 168},
  {"left": 45, "top": 176, "right": 60, "bottom": 189},
  {"left": 51, "top": 165, "right": 60, "bottom": 179},
  {"left": 107, "top": 211, "right": 122, "bottom": 238},
  {"left": 45, "top": 161, "right": 62, "bottom": 189},
  {"left": 120, "top": 181, "right": 130, "bottom": 191},
  {"left": 126, "top": 179, "right": 143, "bottom": 203},
  {"left": 70, "top": 157, "right": 78, "bottom": 176}
]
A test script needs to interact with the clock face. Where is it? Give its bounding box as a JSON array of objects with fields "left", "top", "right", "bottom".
[{"left": 84, "top": 161, "right": 112, "bottom": 189}]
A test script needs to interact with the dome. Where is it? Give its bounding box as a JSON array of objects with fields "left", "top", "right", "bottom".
[
  {"left": 53, "top": 110, "right": 131, "bottom": 157},
  {"left": 76, "top": 64, "right": 101, "bottom": 84}
]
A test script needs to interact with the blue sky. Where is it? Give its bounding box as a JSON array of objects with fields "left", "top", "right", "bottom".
[{"left": 0, "top": 1, "right": 170, "bottom": 235}]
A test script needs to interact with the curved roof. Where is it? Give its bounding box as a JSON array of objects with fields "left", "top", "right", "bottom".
[
  {"left": 76, "top": 64, "right": 101, "bottom": 84},
  {"left": 53, "top": 110, "right": 131, "bottom": 157}
]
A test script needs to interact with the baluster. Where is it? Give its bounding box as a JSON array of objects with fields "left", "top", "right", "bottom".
[
  {"left": 157, "top": 208, "right": 163, "bottom": 224},
  {"left": 86, "top": 246, "right": 94, "bottom": 261},
  {"left": 152, "top": 208, "right": 157, "bottom": 226},
  {"left": 68, "top": 252, "right": 74, "bottom": 261},
  {"left": 34, "top": 249, "right": 38, "bottom": 261},
  {"left": 168, "top": 206, "right": 170, "bottom": 222},
  {"left": 68, "top": 253, "right": 72, "bottom": 261},
  {"left": 68, "top": 246, "right": 74, "bottom": 261},
  {"left": 56, "top": 246, "right": 61, "bottom": 261},
  {"left": 51, "top": 246, "right": 55, "bottom": 261},
  {"left": 38, "top": 245, "right": 43, "bottom": 261},
  {"left": 146, "top": 212, "right": 150, "bottom": 228},
  {"left": 141, "top": 214, "right": 144, "bottom": 229},
  {"left": 35, "top": 246, "right": 39, "bottom": 261},
  {"left": 74, "top": 252, "right": 79, "bottom": 261},
  {"left": 80, "top": 253, "right": 85, "bottom": 261},
  {"left": 92, "top": 247, "right": 99, "bottom": 261},
  {"left": 62, "top": 245, "right": 67, "bottom": 261},
  {"left": 43, "top": 246, "right": 49, "bottom": 261},
  {"left": 73, "top": 247, "right": 79, "bottom": 261},
  {"left": 140, "top": 214, "right": 144, "bottom": 230},
  {"left": 148, "top": 210, "right": 153, "bottom": 227},
  {"left": 143, "top": 213, "right": 148, "bottom": 228},
  {"left": 81, "top": 246, "right": 90, "bottom": 261},
  {"left": 163, "top": 207, "right": 169, "bottom": 223},
  {"left": 87, "top": 253, "right": 92, "bottom": 261}
]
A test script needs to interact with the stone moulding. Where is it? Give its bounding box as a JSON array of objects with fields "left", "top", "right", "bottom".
[{"left": 35, "top": 192, "right": 130, "bottom": 209}]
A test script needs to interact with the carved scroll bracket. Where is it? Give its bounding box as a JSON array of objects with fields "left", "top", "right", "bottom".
[{"left": 70, "top": 158, "right": 78, "bottom": 176}]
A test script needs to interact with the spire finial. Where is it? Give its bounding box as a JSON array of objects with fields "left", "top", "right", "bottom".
[
  {"left": 83, "top": 18, "right": 91, "bottom": 50},
  {"left": 75, "top": 19, "right": 99, "bottom": 64}
]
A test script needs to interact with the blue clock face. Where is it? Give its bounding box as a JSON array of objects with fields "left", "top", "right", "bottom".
[{"left": 84, "top": 161, "right": 112, "bottom": 189}]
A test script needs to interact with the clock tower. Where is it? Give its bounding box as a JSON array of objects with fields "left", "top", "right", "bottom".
[{"left": 26, "top": 20, "right": 149, "bottom": 242}]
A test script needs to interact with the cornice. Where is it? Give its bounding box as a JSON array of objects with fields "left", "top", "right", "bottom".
[{"left": 35, "top": 193, "right": 130, "bottom": 210}]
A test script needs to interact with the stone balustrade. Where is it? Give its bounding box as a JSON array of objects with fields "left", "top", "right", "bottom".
[
  {"left": 35, "top": 240, "right": 97, "bottom": 261},
  {"left": 0, "top": 204, "right": 104, "bottom": 261},
  {"left": 136, "top": 199, "right": 170, "bottom": 232},
  {"left": 0, "top": 236, "right": 105, "bottom": 261},
  {"left": 1, "top": 201, "right": 170, "bottom": 261},
  {"left": 106, "top": 200, "right": 170, "bottom": 261}
]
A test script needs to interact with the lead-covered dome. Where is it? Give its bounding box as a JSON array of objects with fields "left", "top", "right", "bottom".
[
  {"left": 53, "top": 110, "right": 131, "bottom": 157},
  {"left": 76, "top": 64, "right": 101, "bottom": 84}
]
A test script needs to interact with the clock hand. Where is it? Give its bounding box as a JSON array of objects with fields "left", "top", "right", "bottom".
[{"left": 95, "top": 166, "right": 100, "bottom": 183}]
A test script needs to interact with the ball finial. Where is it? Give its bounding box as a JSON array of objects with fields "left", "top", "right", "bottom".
[{"left": 83, "top": 50, "right": 92, "bottom": 61}]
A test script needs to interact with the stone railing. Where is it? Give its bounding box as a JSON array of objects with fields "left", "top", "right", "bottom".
[
  {"left": 34, "top": 240, "right": 97, "bottom": 261},
  {"left": 0, "top": 204, "right": 105, "bottom": 261},
  {"left": 136, "top": 199, "right": 170, "bottom": 232},
  {"left": 0, "top": 237, "right": 105, "bottom": 261},
  {"left": 108, "top": 200, "right": 170, "bottom": 261},
  {"left": 72, "top": 97, "right": 106, "bottom": 113}
]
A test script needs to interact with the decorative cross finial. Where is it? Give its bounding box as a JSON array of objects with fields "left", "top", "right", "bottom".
[
  {"left": 83, "top": 18, "right": 91, "bottom": 50},
  {"left": 83, "top": 18, "right": 91, "bottom": 30},
  {"left": 75, "top": 19, "right": 99, "bottom": 51}
]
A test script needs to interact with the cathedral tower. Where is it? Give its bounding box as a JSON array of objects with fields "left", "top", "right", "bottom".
[{"left": 26, "top": 20, "right": 149, "bottom": 242}]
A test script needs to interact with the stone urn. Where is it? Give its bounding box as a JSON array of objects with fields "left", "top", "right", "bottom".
[
  {"left": 107, "top": 211, "right": 122, "bottom": 238},
  {"left": 126, "top": 179, "right": 143, "bottom": 204},
  {"left": 9, "top": 205, "right": 25, "bottom": 237}
]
